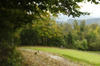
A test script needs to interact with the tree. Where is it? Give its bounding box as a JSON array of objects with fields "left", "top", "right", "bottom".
[
  {"left": 74, "top": 39, "right": 88, "bottom": 50},
  {"left": 89, "top": 34, "right": 100, "bottom": 51},
  {"left": 73, "top": 20, "right": 79, "bottom": 30},
  {"left": 32, "top": 17, "right": 62, "bottom": 46},
  {"left": 65, "top": 32, "right": 74, "bottom": 48},
  {"left": 63, "top": 22, "right": 72, "bottom": 33},
  {"left": 80, "top": 20, "right": 86, "bottom": 32},
  {"left": 20, "top": 17, "right": 64, "bottom": 46},
  {"left": 90, "top": 23, "right": 99, "bottom": 30}
]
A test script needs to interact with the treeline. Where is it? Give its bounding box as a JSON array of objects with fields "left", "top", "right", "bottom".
[
  {"left": 19, "top": 18, "right": 100, "bottom": 51},
  {"left": 20, "top": 17, "right": 63, "bottom": 47}
]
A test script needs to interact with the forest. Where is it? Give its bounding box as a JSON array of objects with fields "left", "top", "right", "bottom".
[{"left": 20, "top": 18, "right": 100, "bottom": 51}]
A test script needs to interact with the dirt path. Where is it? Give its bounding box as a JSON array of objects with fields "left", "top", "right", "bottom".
[{"left": 17, "top": 48, "right": 81, "bottom": 66}]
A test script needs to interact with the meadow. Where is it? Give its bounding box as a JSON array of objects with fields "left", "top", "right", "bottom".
[{"left": 25, "top": 47, "right": 100, "bottom": 66}]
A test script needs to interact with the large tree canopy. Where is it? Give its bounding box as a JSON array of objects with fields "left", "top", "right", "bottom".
[
  {"left": 0, "top": 0, "right": 99, "bottom": 29},
  {"left": 0, "top": 0, "right": 99, "bottom": 35},
  {"left": 1, "top": 0, "right": 99, "bottom": 19}
]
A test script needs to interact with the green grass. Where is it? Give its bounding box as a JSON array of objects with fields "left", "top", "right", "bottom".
[{"left": 25, "top": 47, "right": 100, "bottom": 66}]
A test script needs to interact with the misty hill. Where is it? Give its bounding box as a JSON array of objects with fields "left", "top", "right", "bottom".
[{"left": 67, "top": 18, "right": 100, "bottom": 25}]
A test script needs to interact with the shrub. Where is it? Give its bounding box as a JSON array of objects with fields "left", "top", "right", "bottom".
[
  {"left": 74, "top": 39, "right": 88, "bottom": 50},
  {"left": 0, "top": 43, "right": 22, "bottom": 66},
  {"left": 20, "top": 29, "right": 35, "bottom": 46},
  {"left": 89, "top": 35, "right": 100, "bottom": 51}
]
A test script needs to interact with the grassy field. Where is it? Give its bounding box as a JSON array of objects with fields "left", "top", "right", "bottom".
[{"left": 25, "top": 47, "right": 100, "bottom": 66}]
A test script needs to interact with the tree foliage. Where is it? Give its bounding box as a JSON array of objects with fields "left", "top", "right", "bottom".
[{"left": 20, "top": 16, "right": 63, "bottom": 46}]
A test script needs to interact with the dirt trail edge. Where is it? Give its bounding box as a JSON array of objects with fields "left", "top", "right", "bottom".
[{"left": 17, "top": 48, "right": 81, "bottom": 66}]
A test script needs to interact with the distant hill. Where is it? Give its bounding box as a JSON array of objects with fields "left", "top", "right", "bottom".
[
  {"left": 56, "top": 18, "right": 100, "bottom": 25},
  {"left": 67, "top": 18, "right": 100, "bottom": 25}
]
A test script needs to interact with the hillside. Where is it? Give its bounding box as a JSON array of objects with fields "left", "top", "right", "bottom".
[
  {"left": 17, "top": 47, "right": 80, "bottom": 66},
  {"left": 67, "top": 18, "right": 100, "bottom": 25},
  {"left": 57, "top": 18, "right": 100, "bottom": 25},
  {"left": 18, "top": 47, "right": 100, "bottom": 66}
]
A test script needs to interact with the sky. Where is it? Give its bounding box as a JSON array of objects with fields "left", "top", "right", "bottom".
[
  {"left": 78, "top": 2, "right": 100, "bottom": 17},
  {"left": 56, "top": 2, "right": 100, "bottom": 21}
]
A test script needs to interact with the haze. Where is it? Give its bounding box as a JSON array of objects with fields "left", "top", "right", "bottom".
[{"left": 56, "top": 2, "right": 100, "bottom": 21}]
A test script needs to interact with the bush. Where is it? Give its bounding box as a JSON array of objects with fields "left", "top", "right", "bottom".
[
  {"left": 74, "top": 39, "right": 88, "bottom": 50},
  {"left": 64, "top": 32, "right": 75, "bottom": 48},
  {"left": 20, "top": 29, "right": 35, "bottom": 46},
  {"left": 47, "top": 36, "right": 65, "bottom": 47},
  {"left": 89, "top": 35, "right": 100, "bottom": 51},
  {"left": 0, "top": 43, "right": 22, "bottom": 66}
]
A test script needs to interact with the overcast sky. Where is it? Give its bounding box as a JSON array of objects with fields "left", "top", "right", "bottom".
[
  {"left": 56, "top": 2, "right": 100, "bottom": 21},
  {"left": 78, "top": 2, "right": 100, "bottom": 17}
]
